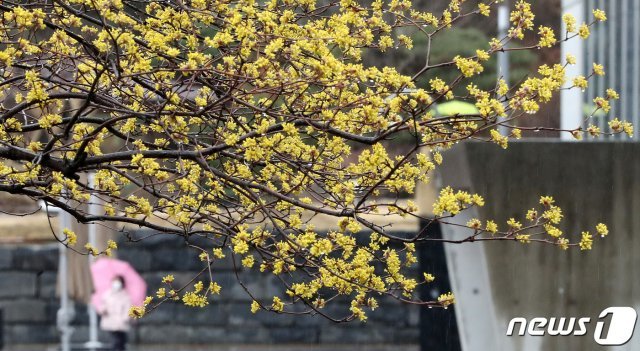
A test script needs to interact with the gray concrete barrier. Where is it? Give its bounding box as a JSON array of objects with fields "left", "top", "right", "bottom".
[{"left": 440, "top": 141, "right": 640, "bottom": 351}]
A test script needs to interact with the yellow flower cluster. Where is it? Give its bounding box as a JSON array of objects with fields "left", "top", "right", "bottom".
[
  {"left": 438, "top": 292, "right": 455, "bottom": 308},
  {"left": 468, "top": 196, "right": 611, "bottom": 251},
  {"left": 24, "top": 70, "right": 49, "bottom": 102},
  {"left": 563, "top": 14, "right": 577, "bottom": 33},
  {"left": 3, "top": 7, "right": 46, "bottom": 30},
  {"left": 593, "top": 9, "right": 607, "bottom": 22},
  {"left": 433, "top": 187, "right": 485, "bottom": 216},
  {"left": 63, "top": 228, "right": 77, "bottom": 246},
  {"left": 596, "top": 223, "right": 609, "bottom": 237},
  {"left": 128, "top": 306, "right": 146, "bottom": 319},
  {"left": 84, "top": 243, "right": 98, "bottom": 256},
  {"left": 609, "top": 118, "right": 634, "bottom": 137},
  {"left": 538, "top": 26, "right": 556, "bottom": 48},
  {"left": 454, "top": 56, "right": 484, "bottom": 77},
  {"left": 0, "top": 0, "right": 619, "bottom": 322},
  {"left": 579, "top": 232, "right": 593, "bottom": 251},
  {"left": 183, "top": 291, "right": 208, "bottom": 308},
  {"left": 509, "top": 1, "right": 535, "bottom": 39},
  {"left": 105, "top": 240, "right": 118, "bottom": 257},
  {"left": 490, "top": 130, "right": 509, "bottom": 149},
  {"left": 38, "top": 114, "right": 62, "bottom": 129}
]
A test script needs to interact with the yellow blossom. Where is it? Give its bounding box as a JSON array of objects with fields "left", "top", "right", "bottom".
[
  {"left": 606, "top": 89, "right": 619, "bottom": 100},
  {"left": 478, "top": 3, "right": 490, "bottom": 16},
  {"left": 587, "top": 124, "right": 601, "bottom": 137},
  {"left": 578, "top": 24, "right": 590, "bottom": 39},
  {"left": 562, "top": 14, "right": 577, "bottom": 33},
  {"left": 210, "top": 282, "right": 221, "bottom": 295},
  {"left": 272, "top": 296, "right": 284, "bottom": 312},
  {"left": 212, "top": 248, "right": 225, "bottom": 259},
  {"left": 593, "top": 9, "right": 607, "bottom": 22},
  {"left": 251, "top": 300, "right": 261, "bottom": 313},
  {"left": 438, "top": 292, "right": 455, "bottom": 307},
  {"left": 538, "top": 26, "right": 556, "bottom": 48},
  {"left": 579, "top": 232, "right": 593, "bottom": 250},
  {"left": 540, "top": 196, "right": 555, "bottom": 206},
  {"left": 183, "top": 292, "right": 208, "bottom": 307},
  {"left": 38, "top": 114, "right": 62, "bottom": 129},
  {"left": 423, "top": 273, "right": 435, "bottom": 283},
  {"left": 63, "top": 228, "right": 77, "bottom": 246},
  {"left": 593, "top": 63, "right": 605, "bottom": 76},
  {"left": 557, "top": 238, "right": 569, "bottom": 250},
  {"left": 593, "top": 97, "right": 610, "bottom": 113},
  {"left": 128, "top": 306, "right": 146, "bottom": 319},
  {"left": 242, "top": 255, "right": 255, "bottom": 268},
  {"left": 476, "top": 49, "right": 490, "bottom": 61},
  {"left": 507, "top": 218, "right": 522, "bottom": 230},
  {"left": 596, "top": 223, "right": 608, "bottom": 237},
  {"left": 486, "top": 220, "right": 498, "bottom": 234},
  {"left": 84, "top": 243, "right": 98, "bottom": 256},
  {"left": 490, "top": 129, "right": 508, "bottom": 149},
  {"left": 573, "top": 76, "right": 588, "bottom": 91},
  {"left": 454, "top": 56, "right": 484, "bottom": 77}
]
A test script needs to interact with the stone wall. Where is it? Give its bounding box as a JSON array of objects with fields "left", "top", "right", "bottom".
[
  {"left": 0, "top": 244, "right": 65, "bottom": 346},
  {"left": 0, "top": 232, "right": 422, "bottom": 350}
]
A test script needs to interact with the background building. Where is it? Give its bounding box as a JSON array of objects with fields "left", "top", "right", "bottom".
[{"left": 562, "top": 0, "right": 640, "bottom": 139}]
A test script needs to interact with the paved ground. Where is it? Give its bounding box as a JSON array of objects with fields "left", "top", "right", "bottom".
[{"left": 10, "top": 344, "right": 420, "bottom": 351}]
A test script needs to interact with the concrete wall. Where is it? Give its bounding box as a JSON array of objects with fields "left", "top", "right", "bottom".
[
  {"left": 440, "top": 141, "right": 640, "bottom": 351},
  {"left": 0, "top": 233, "right": 421, "bottom": 350}
]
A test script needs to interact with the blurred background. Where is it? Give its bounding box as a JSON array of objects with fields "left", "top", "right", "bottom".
[{"left": 2, "top": 0, "right": 640, "bottom": 350}]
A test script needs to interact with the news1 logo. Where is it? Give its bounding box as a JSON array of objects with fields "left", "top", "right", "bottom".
[{"left": 506, "top": 307, "right": 638, "bottom": 345}]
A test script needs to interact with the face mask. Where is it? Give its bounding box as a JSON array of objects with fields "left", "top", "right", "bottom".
[{"left": 112, "top": 280, "right": 123, "bottom": 291}]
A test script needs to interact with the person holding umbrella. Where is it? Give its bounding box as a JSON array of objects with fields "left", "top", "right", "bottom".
[
  {"left": 97, "top": 275, "right": 132, "bottom": 351},
  {"left": 91, "top": 258, "right": 147, "bottom": 351}
]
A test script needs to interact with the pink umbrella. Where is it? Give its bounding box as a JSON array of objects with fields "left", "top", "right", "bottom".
[{"left": 90, "top": 257, "right": 147, "bottom": 311}]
